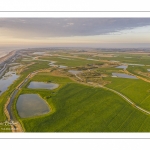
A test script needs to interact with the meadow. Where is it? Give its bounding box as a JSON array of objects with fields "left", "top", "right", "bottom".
[
  {"left": 19, "top": 82, "right": 150, "bottom": 132},
  {"left": 1, "top": 50, "right": 150, "bottom": 132},
  {"left": 13, "top": 73, "right": 150, "bottom": 132},
  {"left": 105, "top": 77, "right": 150, "bottom": 111},
  {"left": 37, "top": 56, "right": 104, "bottom": 67},
  {"left": 97, "top": 54, "right": 150, "bottom": 65},
  {"left": 0, "top": 60, "right": 51, "bottom": 132}
]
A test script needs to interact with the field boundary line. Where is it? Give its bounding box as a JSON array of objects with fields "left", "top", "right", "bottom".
[
  {"left": 115, "top": 110, "right": 136, "bottom": 131},
  {"left": 137, "top": 117, "right": 148, "bottom": 132},
  {"left": 139, "top": 94, "right": 150, "bottom": 105},
  {"left": 120, "top": 82, "right": 136, "bottom": 92},
  {"left": 106, "top": 105, "right": 126, "bottom": 128}
]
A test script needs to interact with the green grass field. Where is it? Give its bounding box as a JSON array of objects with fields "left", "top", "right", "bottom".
[
  {"left": 105, "top": 77, "right": 150, "bottom": 111},
  {"left": 127, "top": 65, "right": 150, "bottom": 79},
  {"left": 1, "top": 50, "right": 150, "bottom": 132},
  {"left": 10, "top": 72, "right": 150, "bottom": 132},
  {"left": 12, "top": 54, "right": 150, "bottom": 132},
  {"left": 97, "top": 54, "right": 150, "bottom": 65},
  {"left": 38, "top": 56, "right": 104, "bottom": 67},
  {"left": 0, "top": 60, "right": 51, "bottom": 132},
  {"left": 17, "top": 82, "right": 150, "bottom": 132}
]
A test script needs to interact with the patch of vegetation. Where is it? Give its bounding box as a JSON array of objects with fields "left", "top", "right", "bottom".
[
  {"left": 127, "top": 65, "right": 150, "bottom": 80},
  {"left": 105, "top": 77, "right": 150, "bottom": 111},
  {"left": 2, "top": 50, "right": 150, "bottom": 132},
  {"left": 18, "top": 83, "right": 150, "bottom": 132}
]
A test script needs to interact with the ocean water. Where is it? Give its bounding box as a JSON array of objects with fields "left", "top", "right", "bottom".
[{"left": 0, "top": 49, "right": 12, "bottom": 58}]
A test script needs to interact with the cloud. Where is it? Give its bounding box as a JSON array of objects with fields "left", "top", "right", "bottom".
[{"left": 0, "top": 18, "right": 150, "bottom": 38}]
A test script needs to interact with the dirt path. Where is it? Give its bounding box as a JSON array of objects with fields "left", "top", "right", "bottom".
[
  {"left": 4, "top": 97, "right": 24, "bottom": 132},
  {"left": 5, "top": 66, "right": 150, "bottom": 132},
  {"left": 99, "top": 85, "right": 150, "bottom": 115},
  {"left": 74, "top": 74, "right": 83, "bottom": 81},
  {"left": 4, "top": 68, "right": 52, "bottom": 132},
  {"left": 73, "top": 72, "right": 150, "bottom": 115}
]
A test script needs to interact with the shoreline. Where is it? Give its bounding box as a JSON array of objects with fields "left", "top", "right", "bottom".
[
  {"left": 0, "top": 50, "right": 19, "bottom": 78},
  {"left": 0, "top": 50, "right": 17, "bottom": 64},
  {"left": 0, "top": 49, "right": 13, "bottom": 58}
]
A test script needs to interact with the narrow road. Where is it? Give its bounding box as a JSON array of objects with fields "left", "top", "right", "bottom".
[
  {"left": 75, "top": 74, "right": 83, "bottom": 81},
  {"left": 5, "top": 68, "right": 51, "bottom": 132},
  {"left": 73, "top": 68, "right": 150, "bottom": 115},
  {"left": 6, "top": 77, "right": 30, "bottom": 132},
  {"left": 99, "top": 85, "right": 150, "bottom": 115}
]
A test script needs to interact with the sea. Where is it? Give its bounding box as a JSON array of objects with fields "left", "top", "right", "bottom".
[{"left": 0, "top": 49, "right": 13, "bottom": 59}]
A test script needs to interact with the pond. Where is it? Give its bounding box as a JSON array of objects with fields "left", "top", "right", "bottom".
[
  {"left": 28, "top": 81, "right": 59, "bottom": 89},
  {"left": 0, "top": 70, "right": 19, "bottom": 96},
  {"left": 59, "top": 65, "right": 68, "bottom": 68},
  {"left": 147, "top": 69, "right": 150, "bottom": 72},
  {"left": 68, "top": 70, "right": 82, "bottom": 75},
  {"left": 116, "top": 65, "right": 128, "bottom": 69},
  {"left": 112, "top": 73, "right": 138, "bottom": 79},
  {"left": 49, "top": 61, "right": 58, "bottom": 67},
  {"left": 16, "top": 94, "right": 50, "bottom": 118}
]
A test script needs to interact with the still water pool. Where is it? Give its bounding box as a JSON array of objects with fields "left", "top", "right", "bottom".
[
  {"left": 16, "top": 94, "right": 50, "bottom": 118},
  {"left": 28, "top": 82, "right": 59, "bottom": 89},
  {"left": 112, "top": 73, "right": 138, "bottom": 79}
]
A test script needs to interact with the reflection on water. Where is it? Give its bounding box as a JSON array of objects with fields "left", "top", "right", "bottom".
[
  {"left": 49, "top": 61, "right": 58, "bottom": 67},
  {"left": 112, "top": 73, "right": 138, "bottom": 79},
  {"left": 59, "top": 65, "right": 68, "bottom": 68},
  {"left": 116, "top": 65, "right": 128, "bottom": 69},
  {"left": 0, "top": 71, "right": 19, "bottom": 95},
  {"left": 28, "top": 81, "right": 59, "bottom": 89},
  {"left": 17, "top": 94, "right": 50, "bottom": 118}
]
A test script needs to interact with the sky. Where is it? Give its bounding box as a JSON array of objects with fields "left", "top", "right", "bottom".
[{"left": 0, "top": 18, "right": 150, "bottom": 50}]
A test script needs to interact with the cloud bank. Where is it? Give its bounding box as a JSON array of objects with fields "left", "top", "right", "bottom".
[{"left": 0, "top": 18, "right": 150, "bottom": 38}]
